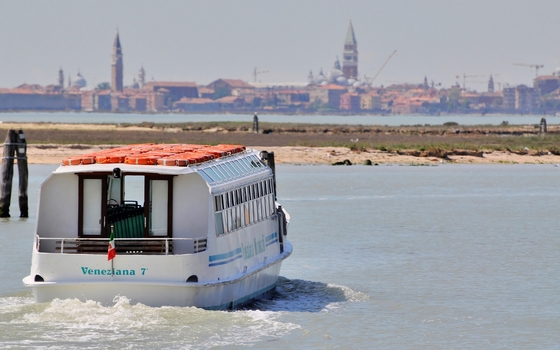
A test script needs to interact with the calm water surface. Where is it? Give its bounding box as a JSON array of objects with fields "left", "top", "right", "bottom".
[{"left": 0, "top": 164, "right": 559, "bottom": 349}]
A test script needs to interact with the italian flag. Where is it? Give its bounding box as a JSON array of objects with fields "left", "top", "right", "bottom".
[{"left": 107, "top": 232, "right": 116, "bottom": 261}]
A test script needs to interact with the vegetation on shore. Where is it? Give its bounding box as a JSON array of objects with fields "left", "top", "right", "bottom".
[{"left": 3, "top": 121, "right": 560, "bottom": 155}]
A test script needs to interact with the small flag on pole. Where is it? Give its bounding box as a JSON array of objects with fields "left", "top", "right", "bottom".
[{"left": 108, "top": 232, "right": 116, "bottom": 261}]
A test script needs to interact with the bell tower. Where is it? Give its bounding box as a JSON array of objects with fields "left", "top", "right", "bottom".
[
  {"left": 342, "top": 20, "right": 358, "bottom": 79},
  {"left": 111, "top": 31, "right": 123, "bottom": 92}
]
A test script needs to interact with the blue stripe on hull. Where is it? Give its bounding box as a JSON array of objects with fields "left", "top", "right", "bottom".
[
  {"left": 208, "top": 254, "right": 243, "bottom": 267},
  {"left": 265, "top": 239, "right": 278, "bottom": 246}
]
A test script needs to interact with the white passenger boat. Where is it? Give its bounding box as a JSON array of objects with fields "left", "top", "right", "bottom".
[{"left": 23, "top": 143, "right": 291, "bottom": 309}]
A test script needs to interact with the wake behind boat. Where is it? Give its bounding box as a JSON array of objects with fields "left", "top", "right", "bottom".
[{"left": 23, "top": 143, "right": 292, "bottom": 309}]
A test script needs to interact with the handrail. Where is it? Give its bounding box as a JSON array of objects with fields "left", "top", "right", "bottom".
[{"left": 38, "top": 235, "right": 208, "bottom": 255}]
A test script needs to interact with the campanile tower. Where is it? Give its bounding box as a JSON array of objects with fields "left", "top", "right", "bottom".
[
  {"left": 342, "top": 20, "right": 358, "bottom": 79},
  {"left": 111, "top": 31, "right": 123, "bottom": 92}
]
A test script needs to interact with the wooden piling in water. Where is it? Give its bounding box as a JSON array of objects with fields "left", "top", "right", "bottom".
[
  {"left": 0, "top": 129, "right": 29, "bottom": 218},
  {"left": 253, "top": 113, "right": 259, "bottom": 133},
  {"left": 16, "top": 130, "right": 28, "bottom": 217},
  {"left": 0, "top": 130, "right": 16, "bottom": 217}
]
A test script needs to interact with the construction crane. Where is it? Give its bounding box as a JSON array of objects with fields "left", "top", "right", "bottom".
[
  {"left": 365, "top": 50, "right": 397, "bottom": 86},
  {"left": 252, "top": 67, "right": 269, "bottom": 83},
  {"left": 512, "top": 63, "right": 544, "bottom": 77},
  {"left": 455, "top": 73, "right": 484, "bottom": 90}
]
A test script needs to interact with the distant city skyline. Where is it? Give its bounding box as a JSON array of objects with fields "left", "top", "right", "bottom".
[{"left": 1, "top": 0, "right": 559, "bottom": 90}]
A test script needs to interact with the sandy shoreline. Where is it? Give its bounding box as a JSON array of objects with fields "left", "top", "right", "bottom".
[{"left": 23, "top": 144, "right": 560, "bottom": 165}]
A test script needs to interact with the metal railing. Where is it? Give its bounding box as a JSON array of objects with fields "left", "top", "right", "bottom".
[{"left": 36, "top": 236, "right": 208, "bottom": 255}]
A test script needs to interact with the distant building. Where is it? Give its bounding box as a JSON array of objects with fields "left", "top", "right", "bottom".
[
  {"left": 144, "top": 81, "right": 199, "bottom": 105},
  {"left": 173, "top": 97, "right": 219, "bottom": 111},
  {"left": 206, "top": 79, "right": 255, "bottom": 96},
  {"left": 82, "top": 91, "right": 111, "bottom": 111},
  {"left": 111, "top": 31, "right": 123, "bottom": 92},
  {"left": 360, "top": 92, "right": 381, "bottom": 110},
  {"left": 533, "top": 75, "right": 560, "bottom": 95},
  {"left": 502, "top": 87, "right": 516, "bottom": 110},
  {"left": 58, "top": 68, "right": 64, "bottom": 89},
  {"left": 488, "top": 75, "right": 495, "bottom": 93},
  {"left": 342, "top": 20, "right": 358, "bottom": 79},
  {"left": 502, "top": 85, "right": 539, "bottom": 112},
  {"left": 339, "top": 92, "right": 361, "bottom": 111},
  {"left": 0, "top": 85, "right": 81, "bottom": 111},
  {"left": 138, "top": 66, "right": 145, "bottom": 89},
  {"left": 515, "top": 85, "right": 539, "bottom": 111}
]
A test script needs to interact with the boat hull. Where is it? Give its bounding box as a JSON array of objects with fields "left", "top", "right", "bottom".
[{"left": 23, "top": 257, "right": 285, "bottom": 309}]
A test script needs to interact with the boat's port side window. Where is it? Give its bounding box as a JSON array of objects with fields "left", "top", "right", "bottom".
[{"left": 213, "top": 177, "right": 276, "bottom": 236}]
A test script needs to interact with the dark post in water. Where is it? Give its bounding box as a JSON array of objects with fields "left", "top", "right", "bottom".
[
  {"left": 0, "top": 129, "right": 29, "bottom": 217},
  {"left": 253, "top": 113, "right": 259, "bottom": 133},
  {"left": 539, "top": 118, "right": 547, "bottom": 136},
  {"left": 16, "top": 130, "right": 28, "bottom": 217}
]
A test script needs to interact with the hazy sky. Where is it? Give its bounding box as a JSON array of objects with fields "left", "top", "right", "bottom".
[{"left": 1, "top": 0, "right": 558, "bottom": 90}]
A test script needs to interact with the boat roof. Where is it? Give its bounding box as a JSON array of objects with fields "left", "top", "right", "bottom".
[{"left": 54, "top": 143, "right": 271, "bottom": 185}]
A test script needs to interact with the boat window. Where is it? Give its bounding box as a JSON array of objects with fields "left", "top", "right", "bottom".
[
  {"left": 107, "top": 177, "right": 122, "bottom": 206},
  {"left": 230, "top": 160, "right": 244, "bottom": 174},
  {"left": 227, "top": 209, "right": 233, "bottom": 232},
  {"left": 204, "top": 167, "right": 221, "bottom": 182},
  {"left": 234, "top": 159, "right": 250, "bottom": 173},
  {"left": 124, "top": 175, "right": 144, "bottom": 208},
  {"left": 243, "top": 203, "right": 249, "bottom": 226},
  {"left": 199, "top": 170, "right": 215, "bottom": 184},
  {"left": 82, "top": 178, "right": 104, "bottom": 235},
  {"left": 235, "top": 206, "right": 241, "bottom": 230},
  {"left": 220, "top": 194, "right": 226, "bottom": 211},
  {"left": 239, "top": 158, "right": 252, "bottom": 172},
  {"left": 256, "top": 198, "right": 261, "bottom": 221},
  {"left": 211, "top": 166, "right": 226, "bottom": 181},
  {"left": 250, "top": 155, "right": 263, "bottom": 169},
  {"left": 218, "top": 164, "right": 234, "bottom": 179},
  {"left": 149, "top": 179, "right": 168, "bottom": 236},
  {"left": 214, "top": 196, "right": 221, "bottom": 212},
  {"left": 221, "top": 165, "right": 234, "bottom": 179},
  {"left": 215, "top": 213, "right": 224, "bottom": 236},
  {"left": 224, "top": 163, "right": 239, "bottom": 176},
  {"left": 248, "top": 201, "right": 254, "bottom": 223}
]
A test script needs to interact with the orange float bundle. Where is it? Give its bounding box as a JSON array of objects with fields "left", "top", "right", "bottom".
[
  {"left": 61, "top": 156, "right": 96, "bottom": 166},
  {"left": 95, "top": 154, "right": 127, "bottom": 164},
  {"left": 216, "top": 144, "right": 246, "bottom": 154},
  {"left": 124, "top": 156, "right": 158, "bottom": 165},
  {"left": 157, "top": 152, "right": 213, "bottom": 166},
  {"left": 61, "top": 143, "right": 247, "bottom": 166},
  {"left": 201, "top": 147, "right": 231, "bottom": 159}
]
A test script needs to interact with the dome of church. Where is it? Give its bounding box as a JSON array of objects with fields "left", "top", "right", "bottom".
[
  {"left": 329, "top": 69, "right": 344, "bottom": 82},
  {"left": 129, "top": 78, "right": 140, "bottom": 89},
  {"left": 71, "top": 73, "right": 87, "bottom": 88},
  {"left": 353, "top": 80, "right": 365, "bottom": 87},
  {"left": 347, "top": 78, "right": 357, "bottom": 85},
  {"left": 314, "top": 73, "right": 328, "bottom": 85},
  {"left": 320, "top": 81, "right": 329, "bottom": 86},
  {"left": 335, "top": 76, "right": 348, "bottom": 85}
]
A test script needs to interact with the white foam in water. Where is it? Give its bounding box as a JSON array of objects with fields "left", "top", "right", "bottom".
[
  {"left": 0, "top": 278, "right": 368, "bottom": 348},
  {"left": 249, "top": 277, "right": 369, "bottom": 313}
]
